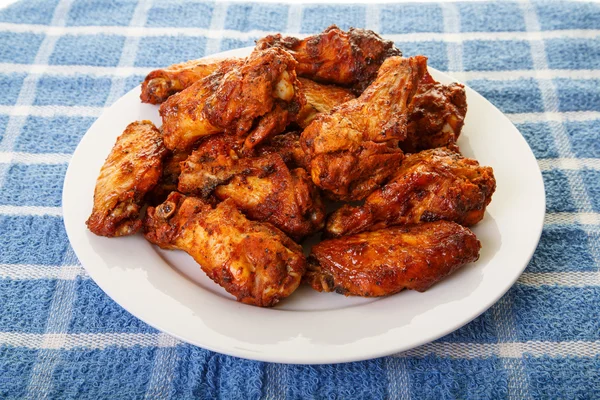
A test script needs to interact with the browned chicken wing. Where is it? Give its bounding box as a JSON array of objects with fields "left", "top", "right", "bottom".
[
  {"left": 296, "top": 78, "right": 355, "bottom": 128},
  {"left": 326, "top": 147, "right": 496, "bottom": 237},
  {"left": 255, "top": 131, "right": 309, "bottom": 170},
  {"left": 178, "top": 136, "right": 325, "bottom": 240},
  {"left": 144, "top": 193, "right": 306, "bottom": 307},
  {"left": 300, "top": 56, "right": 428, "bottom": 201},
  {"left": 140, "top": 57, "right": 243, "bottom": 104},
  {"left": 256, "top": 25, "right": 401, "bottom": 93},
  {"left": 402, "top": 81, "right": 467, "bottom": 153},
  {"left": 86, "top": 120, "right": 167, "bottom": 237},
  {"left": 160, "top": 48, "right": 303, "bottom": 151},
  {"left": 213, "top": 154, "right": 325, "bottom": 241},
  {"left": 305, "top": 221, "right": 481, "bottom": 296}
]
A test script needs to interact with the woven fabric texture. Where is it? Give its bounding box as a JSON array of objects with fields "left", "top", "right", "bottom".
[{"left": 0, "top": 0, "right": 599, "bottom": 398}]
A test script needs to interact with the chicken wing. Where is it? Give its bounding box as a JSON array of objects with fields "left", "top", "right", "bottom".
[
  {"left": 325, "top": 147, "right": 496, "bottom": 237},
  {"left": 300, "top": 56, "right": 428, "bottom": 201},
  {"left": 177, "top": 134, "right": 246, "bottom": 197},
  {"left": 305, "top": 221, "right": 481, "bottom": 296},
  {"left": 296, "top": 78, "right": 356, "bottom": 128},
  {"left": 140, "top": 57, "right": 243, "bottom": 104},
  {"left": 159, "top": 69, "right": 224, "bottom": 151},
  {"left": 86, "top": 120, "right": 167, "bottom": 237},
  {"left": 160, "top": 48, "right": 303, "bottom": 151},
  {"left": 401, "top": 81, "right": 467, "bottom": 153},
  {"left": 255, "top": 131, "right": 309, "bottom": 170},
  {"left": 213, "top": 155, "right": 325, "bottom": 241},
  {"left": 255, "top": 25, "right": 401, "bottom": 93},
  {"left": 144, "top": 193, "right": 306, "bottom": 307},
  {"left": 178, "top": 137, "right": 325, "bottom": 240}
]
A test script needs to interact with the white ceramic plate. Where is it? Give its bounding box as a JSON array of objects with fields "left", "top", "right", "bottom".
[{"left": 63, "top": 47, "right": 545, "bottom": 364}]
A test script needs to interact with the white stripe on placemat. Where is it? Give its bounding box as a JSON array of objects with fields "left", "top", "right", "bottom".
[
  {"left": 286, "top": 4, "right": 303, "bottom": 35},
  {"left": 492, "top": 293, "right": 533, "bottom": 399},
  {"left": 0, "top": 205, "right": 62, "bottom": 216},
  {"left": 144, "top": 333, "right": 180, "bottom": 400},
  {"left": 263, "top": 363, "right": 286, "bottom": 400},
  {"left": 544, "top": 212, "right": 600, "bottom": 226},
  {"left": 385, "top": 357, "right": 411, "bottom": 400},
  {"left": 25, "top": 245, "right": 80, "bottom": 398},
  {"left": 518, "top": 272, "right": 600, "bottom": 287},
  {"left": 440, "top": 3, "right": 463, "bottom": 73},
  {"left": 104, "top": 0, "right": 153, "bottom": 107},
  {"left": 0, "top": 264, "right": 86, "bottom": 280},
  {"left": 365, "top": 5, "right": 380, "bottom": 32},
  {"left": 538, "top": 158, "right": 600, "bottom": 171},
  {"left": 0, "top": 152, "right": 71, "bottom": 164},
  {"left": 0, "top": 105, "right": 104, "bottom": 117},
  {"left": 2, "top": 22, "right": 600, "bottom": 41},
  {"left": 204, "top": 2, "right": 230, "bottom": 56}
]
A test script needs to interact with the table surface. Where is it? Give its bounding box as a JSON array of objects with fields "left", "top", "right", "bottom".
[{"left": 0, "top": 0, "right": 599, "bottom": 399}]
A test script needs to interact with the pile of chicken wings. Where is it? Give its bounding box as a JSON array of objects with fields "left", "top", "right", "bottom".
[{"left": 87, "top": 26, "right": 496, "bottom": 307}]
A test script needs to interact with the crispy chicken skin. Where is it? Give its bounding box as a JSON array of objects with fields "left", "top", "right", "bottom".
[
  {"left": 326, "top": 147, "right": 496, "bottom": 237},
  {"left": 144, "top": 193, "right": 306, "bottom": 307},
  {"left": 255, "top": 132, "right": 309, "bottom": 170},
  {"left": 296, "top": 78, "right": 356, "bottom": 128},
  {"left": 177, "top": 134, "right": 246, "bottom": 197},
  {"left": 159, "top": 69, "right": 224, "bottom": 151},
  {"left": 140, "top": 58, "right": 243, "bottom": 104},
  {"left": 203, "top": 48, "right": 304, "bottom": 137},
  {"left": 256, "top": 25, "right": 401, "bottom": 93},
  {"left": 86, "top": 120, "right": 167, "bottom": 237},
  {"left": 402, "top": 81, "right": 467, "bottom": 153},
  {"left": 160, "top": 48, "right": 303, "bottom": 152},
  {"left": 301, "top": 56, "right": 428, "bottom": 201},
  {"left": 305, "top": 221, "right": 481, "bottom": 296},
  {"left": 178, "top": 136, "right": 324, "bottom": 240},
  {"left": 213, "top": 155, "right": 325, "bottom": 240}
]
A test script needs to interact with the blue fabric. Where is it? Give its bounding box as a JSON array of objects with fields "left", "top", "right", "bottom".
[{"left": 0, "top": 0, "right": 599, "bottom": 399}]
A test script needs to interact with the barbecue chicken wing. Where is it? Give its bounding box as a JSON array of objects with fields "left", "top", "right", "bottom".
[
  {"left": 140, "top": 57, "right": 243, "bottom": 104},
  {"left": 144, "top": 193, "right": 306, "bottom": 307},
  {"left": 305, "top": 221, "right": 480, "bottom": 296},
  {"left": 326, "top": 147, "right": 496, "bottom": 237},
  {"left": 178, "top": 136, "right": 325, "bottom": 240},
  {"left": 160, "top": 48, "right": 303, "bottom": 151},
  {"left": 256, "top": 25, "right": 401, "bottom": 93},
  {"left": 401, "top": 81, "right": 467, "bottom": 153},
  {"left": 300, "top": 56, "right": 428, "bottom": 201},
  {"left": 87, "top": 120, "right": 167, "bottom": 237},
  {"left": 296, "top": 78, "right": 355, "bottom": 128},
  {"left": 255, "top": 132, "right": 309, "bottom": 170}
]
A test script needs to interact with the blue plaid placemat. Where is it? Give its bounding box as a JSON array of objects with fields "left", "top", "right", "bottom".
[{"left": 1, "top": 0, "right": 599, "bottom": 398}]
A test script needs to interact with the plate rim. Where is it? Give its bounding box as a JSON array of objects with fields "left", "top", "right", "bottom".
[{"left": 62, "top": 47, "right": 546, "bottom": 364}]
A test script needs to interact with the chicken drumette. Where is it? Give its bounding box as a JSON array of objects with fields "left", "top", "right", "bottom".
[
  {"left": 160, "top": 48, "right": 304, "bottom": 151},
  {"left": 325, "top": 147, "right": 496, "bottom": 237},
  {"left": 305, "top": 221, "right": 481, "bottom": 296},
  {"left": 86, "top": 120, "right": 168, "bottom": 237},
  {"left": 140, "top": 57, "right": 243, "bottom": 105},
  {"left": 256, "top": 25, "right": 401, "bottom": 93},
  {"left": 301, "top": 56, "right": 428, "bottom": 201},
  {"left": 144, "top": 193, "right": 306, "bottom": 307}
]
